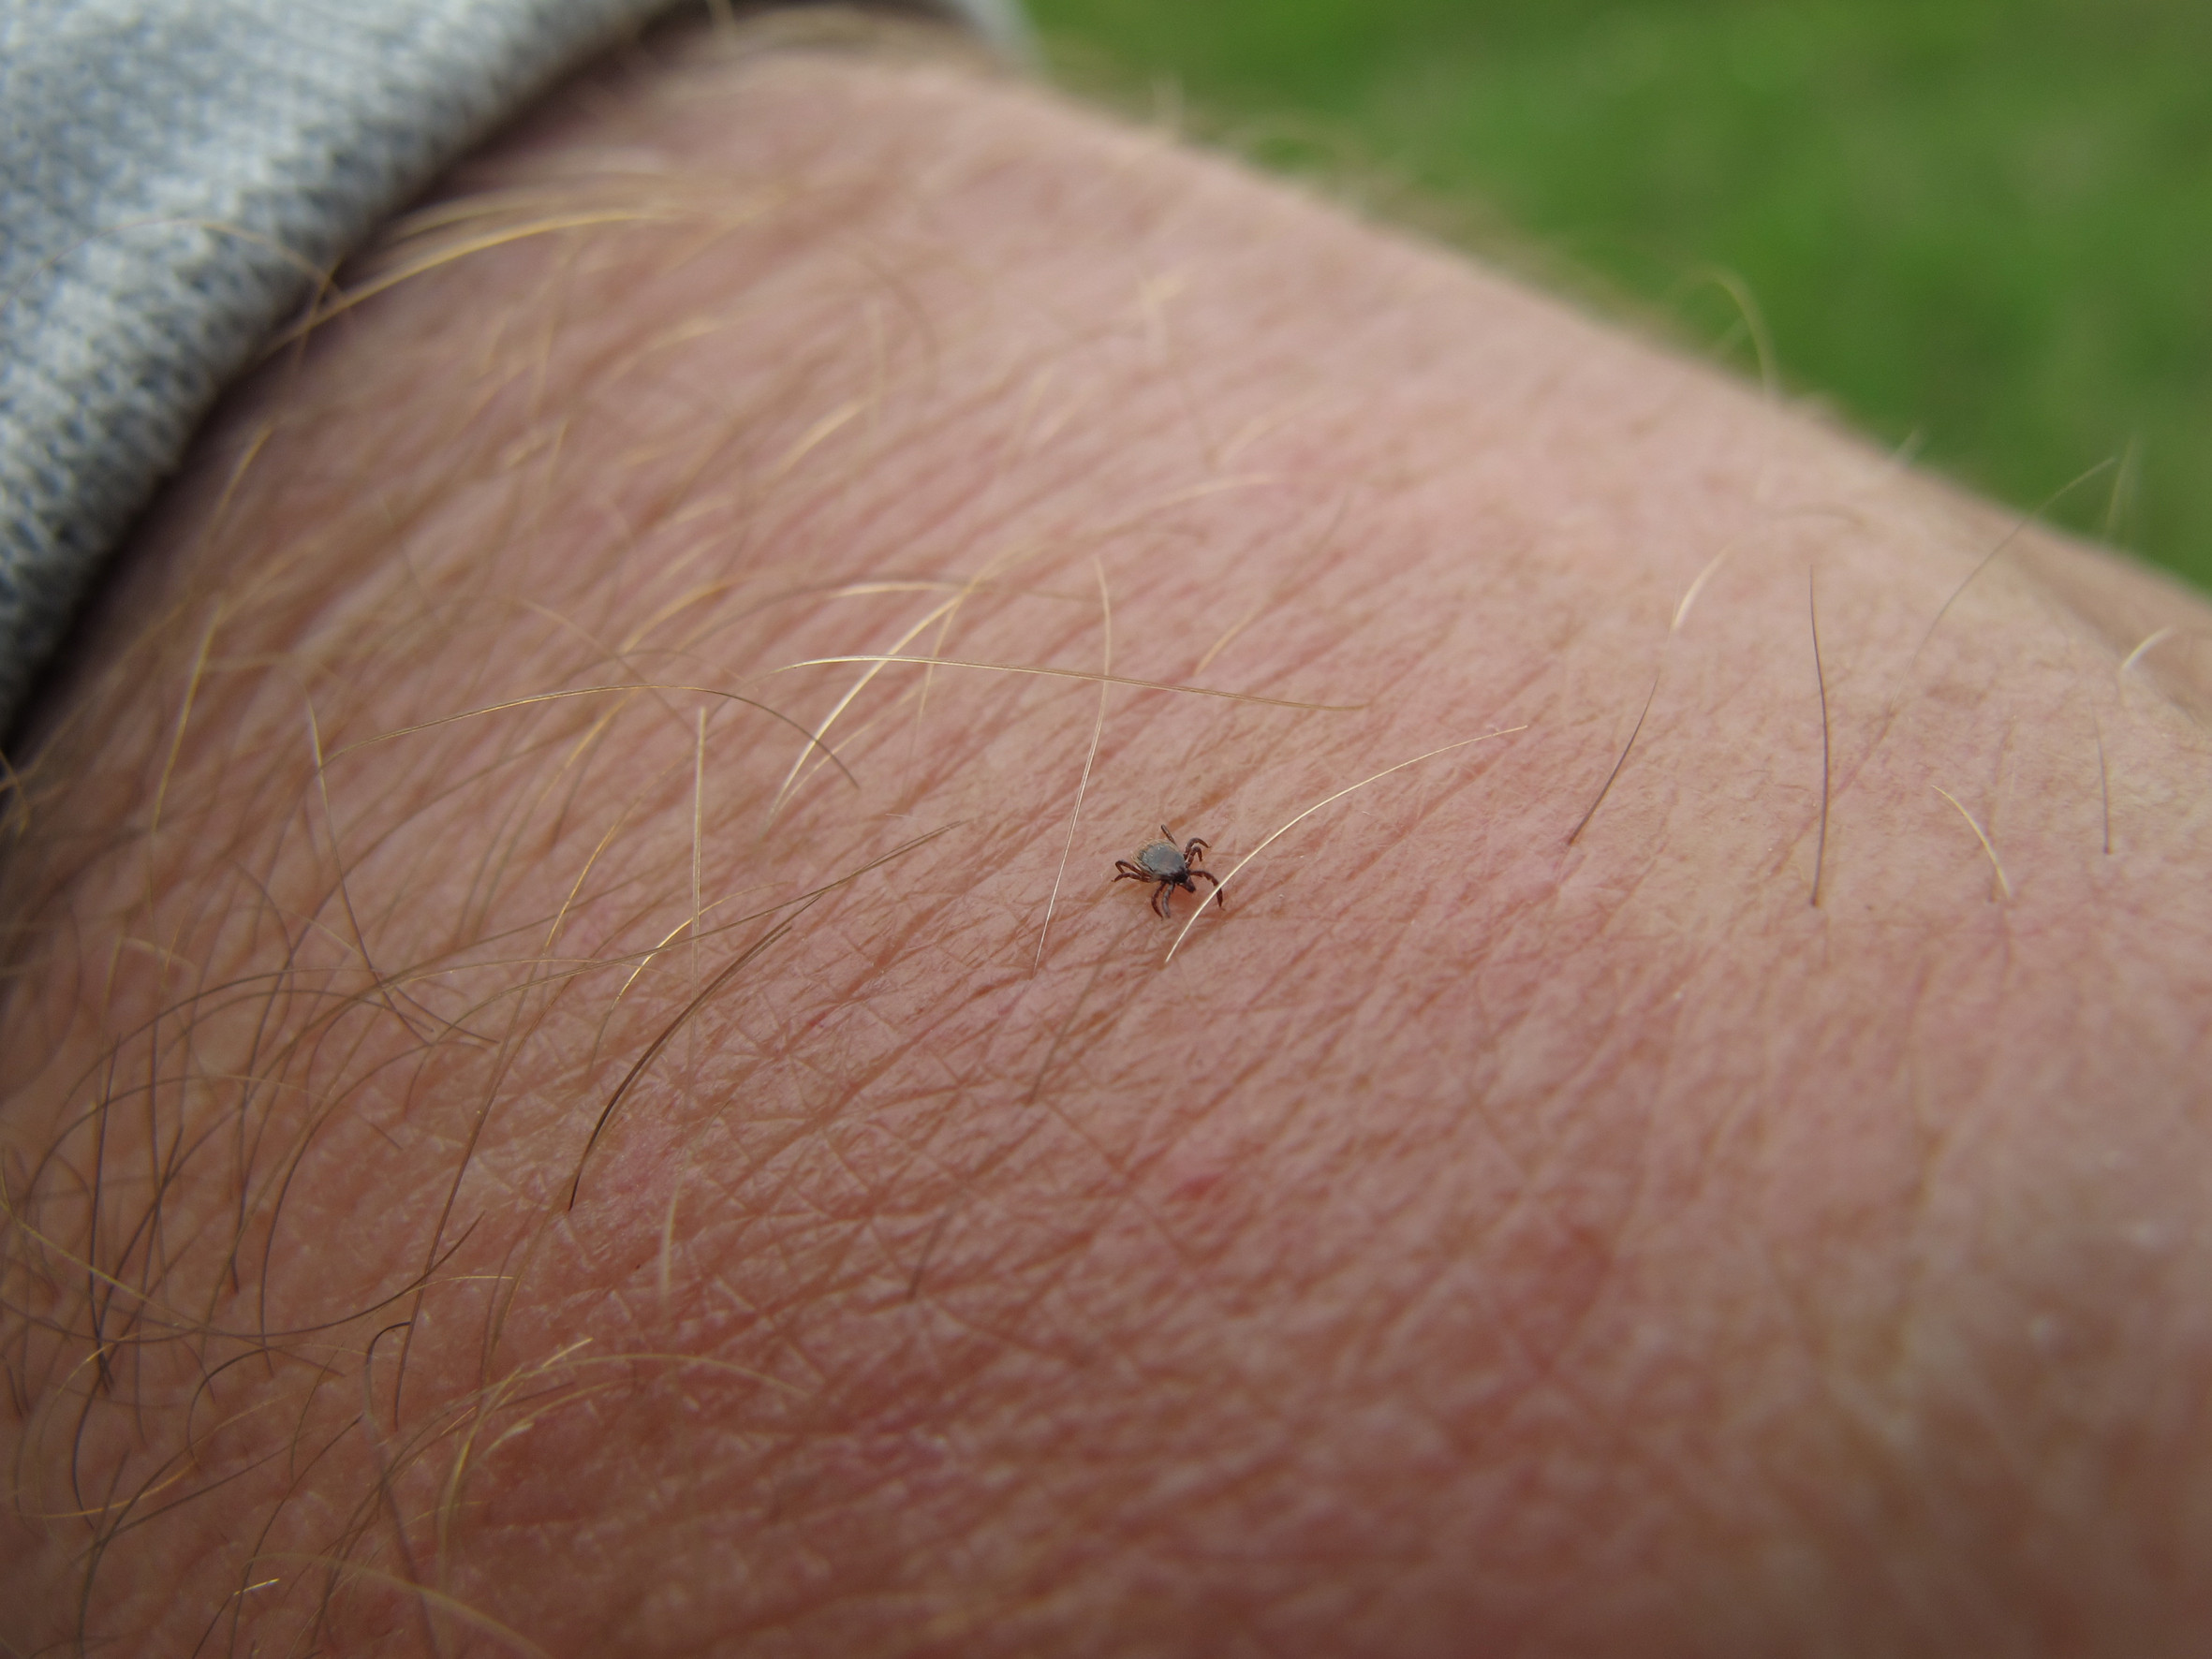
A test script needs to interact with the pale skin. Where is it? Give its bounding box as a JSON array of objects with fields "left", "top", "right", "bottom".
[{"left": 5, "top": 16, "right": 2212, "bottom": 1657}]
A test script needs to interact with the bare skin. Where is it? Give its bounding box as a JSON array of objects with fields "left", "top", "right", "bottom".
[{"left": 5, "top": 17, "right": 2212, "bottom": 1657}]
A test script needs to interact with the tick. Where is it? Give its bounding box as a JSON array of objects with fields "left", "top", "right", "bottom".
[{"left": 1114, "top": 825, "right": 1224, "bottom": 918}]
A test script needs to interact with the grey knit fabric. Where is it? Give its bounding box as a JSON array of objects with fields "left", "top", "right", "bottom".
[{"left": 0, "top": 0, "right": 1028, "bottom": 736}]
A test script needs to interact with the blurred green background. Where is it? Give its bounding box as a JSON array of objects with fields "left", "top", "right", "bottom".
[{"left": 1022, "top": 0, "right": 2212, "bottom": 591}]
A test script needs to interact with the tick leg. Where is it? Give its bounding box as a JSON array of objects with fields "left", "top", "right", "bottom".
[
  {"left": 1113, "top": 861, "right": 1145, "bottom": 883},
  {"left": 1193, "top": 868, "right": 1224, "bottom": 908},
  {"left": 1151, "top": 882, "right": 1171, "bottom": 918}
]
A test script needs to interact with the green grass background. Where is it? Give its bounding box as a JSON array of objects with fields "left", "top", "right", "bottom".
[{"left": 1022, "top": 0, "right": 2212, "bottom": 591}]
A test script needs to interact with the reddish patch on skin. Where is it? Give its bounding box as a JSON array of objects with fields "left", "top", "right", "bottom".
[{"left": 1169, "top": 1170, "right": 1228, "bottom": 1204}]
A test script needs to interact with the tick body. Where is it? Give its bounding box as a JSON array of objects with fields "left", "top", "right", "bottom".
[{"left": 1114, "top": 825, "right": 1224, "bottom": 918}]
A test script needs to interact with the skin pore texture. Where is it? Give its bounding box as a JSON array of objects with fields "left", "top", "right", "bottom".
[{"left": 6, "top": 14, "right": 2212, "bottom": 1657}]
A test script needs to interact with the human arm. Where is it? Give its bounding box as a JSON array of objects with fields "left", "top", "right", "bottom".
[{"left": 6, "top": 18, "right": 2212, "bottom": 1655}]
